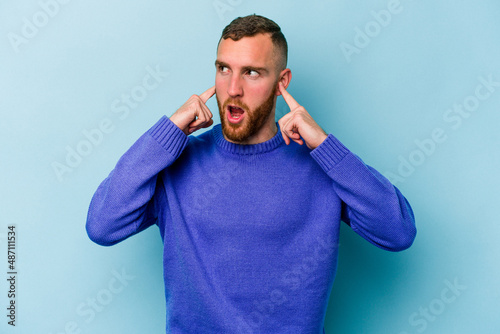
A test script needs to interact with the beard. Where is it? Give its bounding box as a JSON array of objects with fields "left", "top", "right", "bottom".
[{"left": 216, "top": 85, "right": 277, "bottom": 143}]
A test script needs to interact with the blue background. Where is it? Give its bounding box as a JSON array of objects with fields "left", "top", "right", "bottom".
[{"left": 1, "top": 0, "right": 499, "bottom": 333}]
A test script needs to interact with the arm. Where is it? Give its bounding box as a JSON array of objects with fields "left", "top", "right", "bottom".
[
  {"left": 278, "top": 82, "right": 416, "bottom": 251},
  {"left": 310, "top": 135, "right": 416, "bottom": 251},
  {"left": 86, "top": 86, "right": 216, "bottom": 246},
  {"left": 86, "top": 117, "right": 188, "bottom": 246}
]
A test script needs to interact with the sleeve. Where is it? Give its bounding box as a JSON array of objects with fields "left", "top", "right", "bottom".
[
  {"left": 85, "top": 116, "right": 189, "bottom": 246},
  {"left": 310, "top": 134, "right": 416, "bottom": 252}
]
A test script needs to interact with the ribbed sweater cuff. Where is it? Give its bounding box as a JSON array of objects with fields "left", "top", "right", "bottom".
[
  {"left": 148, "top": 116, "right": 189, "bottom": 159},
  {"left": 310, "top": 134, "right": 350, "bottom": 173}
]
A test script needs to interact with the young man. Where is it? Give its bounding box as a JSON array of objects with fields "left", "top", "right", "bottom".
[{"left": 86, "top": 14, "right": 416, "bottom": 333}]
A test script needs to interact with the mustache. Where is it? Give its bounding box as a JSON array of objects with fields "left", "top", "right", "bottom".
[{"left": 221, "top": 97, "right": 250, "bottom": 112}]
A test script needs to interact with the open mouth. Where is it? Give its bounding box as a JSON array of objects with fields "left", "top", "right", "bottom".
[{"left": 227, "top": 105, "right": 245, "bottom": 123}]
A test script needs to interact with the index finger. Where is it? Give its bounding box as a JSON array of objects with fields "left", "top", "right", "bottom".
[
  {"left": 279, "top": 82, "right": 300, "bottom": 110},
  {"left": 200, "top": 85, "right": 216, "bottom": 103}
]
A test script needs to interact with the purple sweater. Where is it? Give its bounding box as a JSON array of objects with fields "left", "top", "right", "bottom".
[{"left": 86, "top": 116, "right": 416, "bottom": 333}]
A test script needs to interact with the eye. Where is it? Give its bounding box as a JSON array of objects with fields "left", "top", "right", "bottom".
[
  {"left": 218, "top": 65, "right": 229, "bottom": 74},
  {"left": 246, "top": 70, "right": 259, "bottom": 78}
]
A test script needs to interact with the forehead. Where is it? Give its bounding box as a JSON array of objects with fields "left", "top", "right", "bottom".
[{"left": 216, "top": 33, "right": 275, "bottom": 69}]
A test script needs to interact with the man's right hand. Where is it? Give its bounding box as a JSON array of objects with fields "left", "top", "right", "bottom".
[{"left": 170, "top": 86, "right": 216, "bottom": 135}]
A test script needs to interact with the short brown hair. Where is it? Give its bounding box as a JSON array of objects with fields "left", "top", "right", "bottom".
[{"left": 218, "top": 14, "right": 288, "bottom": 71}]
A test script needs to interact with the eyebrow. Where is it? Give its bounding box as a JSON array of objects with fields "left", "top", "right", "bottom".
[{"left": 215, "top": 60, "right": 269, "bottom": 75}]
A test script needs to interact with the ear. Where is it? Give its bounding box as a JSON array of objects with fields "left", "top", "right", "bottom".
[{"left": 275, "top": 69, "right": 292, "bottom": 96}]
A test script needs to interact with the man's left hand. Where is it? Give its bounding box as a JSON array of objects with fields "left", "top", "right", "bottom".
[{"left": 278, "top": 82, "right": 328, "bottom": 150}]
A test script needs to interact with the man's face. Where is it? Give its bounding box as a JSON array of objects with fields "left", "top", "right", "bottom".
[{"left": 215, "top": 33, "right": 280, "bottom": 144}]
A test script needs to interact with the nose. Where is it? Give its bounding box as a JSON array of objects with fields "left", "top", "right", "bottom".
[{"left": 227, "top": 74, "right": 243, "bottom": 98}]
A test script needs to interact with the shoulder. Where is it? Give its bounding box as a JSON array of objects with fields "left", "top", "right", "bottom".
[
  {"left": 175, "top": 126, "right": 218, "bottom": 164},
  {"left": 186, "top": 125, "right": 217, "bottom": 148}
]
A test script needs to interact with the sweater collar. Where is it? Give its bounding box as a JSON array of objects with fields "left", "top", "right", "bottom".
[{"left": 212, "top": 122, "right": 285, "bottom": 155}]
